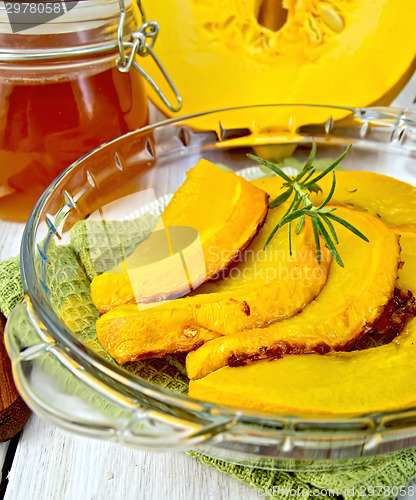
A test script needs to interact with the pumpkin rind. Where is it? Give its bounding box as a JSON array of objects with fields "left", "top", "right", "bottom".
[{"left": 189, "top": 318, "right": 416, "bottom": 415}]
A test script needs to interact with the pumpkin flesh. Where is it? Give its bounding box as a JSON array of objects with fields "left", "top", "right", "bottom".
[
  {"left": 96, "top": 204, "right": 331, "bottom": 363},
  {"left": 189, "top": 318, "right": 416, "bottom": 415},
  {"left": 309, "top": 171, "right": 416, "bottom": 230},
  {"left": 91, "top": 159, "right": 269, "bottom": 313},
  {"left": 254, "top": 171, "right": 416, "bottom": 230},
  {"left": 189, "top": 229, "right": 416, "bottom": 415},
  {"left": 139, "top": 0, "right": 416, "bottom": 125},
  {"left": 186, "top": 207, "right": 400, "bottom": 379}
]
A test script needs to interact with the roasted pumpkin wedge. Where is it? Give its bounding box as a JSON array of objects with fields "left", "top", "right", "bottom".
[
  {"left": 189, "top": 318, "right": 416, "bottom": 415},
  {"left": 392, "top": 228, "right": 416, "bottom": 295},
  {"left": 189, "top": 229, "right": 416, "bottom": 415},
  {"left": 254, "top": 171, "right": 416, "bottom": 229},
  {"left": 186, "top": 207, "right": 400, "bottom": 379},
  {"left": 310, "top": 171, "right": 416, "bottom": 229},
  {"left": 91, "top": 160, "right": 269, "bottom": 313},
  {"left": 96, "top": 305, "right": 222, "bottom": 363},
  {"left": 96, "top": 203, "right": 331, "bottom": 363}
]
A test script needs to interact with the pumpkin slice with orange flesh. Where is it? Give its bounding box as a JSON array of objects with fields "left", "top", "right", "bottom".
[
  {"left": 96, "top": 203, "right": 331, "bottom": 363},
  {"left": 254, "top": 171, "right": 416, "bottom": 229},
  {"left": 186, "top": 207, "right": 400, "bottom": 380},
  {"left": 90, "top": 159, "right": 269, "bottom": 314},
  {"left": 309, "top": 171, "right": 416, "bottom": 230},
  {"left": 188, "top": 228, "right": 416, "bottom": 415},
  {"left": 139, "top": 0, "right": 416, "bottom": 126},
  {"left": 391, "top": 228, "right": 416, "bottom": 295},
  {"left": 189, "top": 317, "right": 416, "bottom": 415}
]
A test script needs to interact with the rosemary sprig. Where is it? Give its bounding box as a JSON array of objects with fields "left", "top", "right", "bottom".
[{"left": 247, "top": 142, "right": 369, "bottom": 267}]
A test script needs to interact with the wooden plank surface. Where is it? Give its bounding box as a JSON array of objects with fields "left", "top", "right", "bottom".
[
  {"left": 0, "top": 222, "right": 25, "bottom": 475},
  {"left": 0, "top": 222, "right": 24, "bottom": 261},
  {"left": 4, "top": 417, "right": 256, "bottom": 500},
  {"left": 0, "top": 442, "right": 8, "bottom": 470}
]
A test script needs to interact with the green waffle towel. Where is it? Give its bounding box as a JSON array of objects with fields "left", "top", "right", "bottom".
[{"left": 1, "top": 167, "right": 416, "bottom": 498}]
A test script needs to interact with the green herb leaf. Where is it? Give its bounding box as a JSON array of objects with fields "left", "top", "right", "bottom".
[
  {"left": 311, "top": 218, "right": 321, "bottom": 263},
  {"left": 325, "top": 212, "right": 369, "bottom": 242},
  {"left": 316, "top": 217, "right": 344, "bottom": 267},
  {"left": 302, "top": 170, "right": 316, "bottom": 184},
  {"left": 282, "top": 192, "right": 300, "bottom": 219},
  {"left": 296, "top": 214, "right": 306, "bottom": 235},
  {"left": 295, "top": 139, "right": 317, "bottom": 181},
  {"left": 318, "top": 171, "right": 336, "bottom": 209},
  {"left": 269, "top": 187, "right": 293, "bottom": 208},
  {"left": 278, "top": 207, "right": 309, "bottom": 227},
  {"left": 307, "top": 183, "right": 321, "bottom": 194},
  {"left": 320, "top": 213, "right": 339, "bottom": 244},
  {"left": 305, "top": 145, "right": 351, "bottom": 186},
  {"left": 253, "top": 142, "right": 367, "bottom": 265},
  {"left": 247, "top": 154, "right": 292, "bottom": 182}
]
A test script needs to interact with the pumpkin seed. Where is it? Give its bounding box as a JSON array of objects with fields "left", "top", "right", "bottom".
[
  {"left": 223, "top": 15, "right": 236, "bottom": 30},
  {"left": 203, "top": 22, "right": 215, "bottom": 33},
  {"left": 318, "top": 3, "right": 344, "bottom": 33},
  {"left": 306, "top": 15, "right": 322, "bottom": 43}
]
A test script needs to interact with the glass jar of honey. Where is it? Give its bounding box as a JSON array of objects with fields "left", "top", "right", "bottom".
[{"left": 0, "top": 0, "right": 181, "bottom": 221}]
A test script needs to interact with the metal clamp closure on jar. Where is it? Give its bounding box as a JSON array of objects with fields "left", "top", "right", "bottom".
[
  {"left": 0, "top": 0, "right": 182, "bottom": 113},
  {"left": 116, "top": 0, "right": 182, "bottom": 112}
]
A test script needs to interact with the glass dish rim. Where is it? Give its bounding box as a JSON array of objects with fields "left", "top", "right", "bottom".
[{"left": 19, "top": 103, "right": 416, "bottom": 431}]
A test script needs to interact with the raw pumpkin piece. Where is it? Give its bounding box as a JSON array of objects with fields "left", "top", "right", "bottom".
[
  {"left": 253, "top": 171, "right": 416, "bottom": 230},
  {"left": 96, "top": 203, "right": 331, "bottom": 363},
  {"left": 188, "top": 229, "right": 416, "bottom": 415},
  {"left": 186, "top": 207, "right": 400, "bottom": 379},
  {"left": 139, "top": 0, "right": 416, "bottom": 125},
  {"left": 91, "top": 159, "right": 269, "bottom": 313}
]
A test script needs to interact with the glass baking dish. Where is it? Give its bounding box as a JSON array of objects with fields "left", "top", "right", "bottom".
[{"left": 5, "top": 104, "right": 416, "bottom": 471}]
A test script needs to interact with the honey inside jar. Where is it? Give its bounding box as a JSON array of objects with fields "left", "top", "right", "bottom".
[
  {"left": 0, "top": 1, "right": 150, "bottom": 221},
  {"left": 0, "top": 64, "right": 148, "bottom": 221}
]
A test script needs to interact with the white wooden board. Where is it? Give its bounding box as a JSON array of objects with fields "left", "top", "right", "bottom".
[
  {"left": 0, "top": 222, "right": 24, "bottom": 261},
  {"left": 0, "top": 442, "right": 9, "bottom": 471},
  {"left": 4, "top": 417, "right": 256, "bottom": 500},
  {"left": 0, "top": 222, "right": 24, "bottom": 473}
]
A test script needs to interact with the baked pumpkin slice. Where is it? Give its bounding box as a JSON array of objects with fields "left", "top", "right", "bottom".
[
  {"left": 189, "top": 317, "right": 416, "bottom": 415},
  {"left": 391, "top": 228, "right": 416, "bottom": 295},
  {"left": 91, "top": 159, "right": 269, "bottom": 313},
  {"left": 186, "top": 207, "right": 400, "bottom": 379},
  {"left": 310, "top": 171, "right": 416, "bottom": 229},
  {"left": 96, "top": 203, "right": 331, "bottom": 363},
  {"left": 254, "top": 171, "right": 416, "bottom": 229},
  {"left": 188, "top": 228, "right": 416, "bottom": 415}
]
